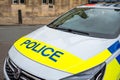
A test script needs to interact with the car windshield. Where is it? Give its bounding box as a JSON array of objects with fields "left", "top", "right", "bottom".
[{"left": 48, "top": 7, "right": 120, "bottom": 39}]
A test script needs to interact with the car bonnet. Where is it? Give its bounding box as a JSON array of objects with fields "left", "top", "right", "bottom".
[{"left": 13, "top": 26, "right": 120, "bottom": 74}]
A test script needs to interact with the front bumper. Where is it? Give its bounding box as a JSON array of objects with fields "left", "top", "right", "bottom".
[
  {"left": 3, "top": 57, "right": 45, "bottom": 80},
  {"left": 3, "top": 58, "right": 10, "bottom": 80}
]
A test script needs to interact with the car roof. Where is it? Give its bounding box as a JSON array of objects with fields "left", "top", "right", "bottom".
[{"left": 77, "top": 3, "right": 120, "bottom": 9}]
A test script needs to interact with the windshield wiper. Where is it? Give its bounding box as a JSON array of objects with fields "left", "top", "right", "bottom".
[{"left": 54, "top": 27, "right": 89, "bottom": 36}]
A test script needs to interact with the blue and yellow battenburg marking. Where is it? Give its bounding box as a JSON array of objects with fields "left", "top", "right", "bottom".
[
  {"left": 108, "top": 41, "right": 120, "bottom": 64},
  {"left": 14, "top": 37, "right": 120, "bottom": 74},
  {"left": 104, "top": 41, "right": 120, "bottom": 80},
  {"left": 66, "top": 40, "right": 120, "bottom": 74}
]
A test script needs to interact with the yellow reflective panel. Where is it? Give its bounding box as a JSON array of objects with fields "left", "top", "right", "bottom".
[
  {"left": 14, "top": 37, "right": 112, "bottom": 74},
  {"left": 104, "top": 59, "right": 120, "bottom": 80},
  {"left": 14, "top": 37, "right": 83, "bottom": 73},
  {"left": 66, "top": 50, "right": 111, "bottom": 74}
]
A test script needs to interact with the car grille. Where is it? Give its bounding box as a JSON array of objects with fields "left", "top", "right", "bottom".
[{"left": 5, "top": 57, "right": 45, "bottom": 80}]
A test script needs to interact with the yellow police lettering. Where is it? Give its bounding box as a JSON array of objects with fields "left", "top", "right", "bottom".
[{"left": 20, "top": 40, "right": 64, "bottom": 62}]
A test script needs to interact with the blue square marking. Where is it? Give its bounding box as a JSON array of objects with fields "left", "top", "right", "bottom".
[{"left": 116, "top": 54, "right": 120, "bottom": 64}]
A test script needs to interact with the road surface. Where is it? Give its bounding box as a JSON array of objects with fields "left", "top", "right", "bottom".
[{"left": 0, "top": 25, "right": 44, "bottom": 79}]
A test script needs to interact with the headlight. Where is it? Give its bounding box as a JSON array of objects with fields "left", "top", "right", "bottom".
[{"left": 61, "top": 63, "right": 106, "bottom": 80}]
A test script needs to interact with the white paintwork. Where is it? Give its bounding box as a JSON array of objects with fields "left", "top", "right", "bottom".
[{"left": 26, "top": 26, "right": 119, "bottom": 60}]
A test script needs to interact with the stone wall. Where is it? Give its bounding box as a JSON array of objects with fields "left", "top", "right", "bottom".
[{"left": 0, "top": 0, "right": 88, "bottom": 25}]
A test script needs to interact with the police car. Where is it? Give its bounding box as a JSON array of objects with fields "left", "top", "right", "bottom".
[{"left": 4, "top": 3, "right": 120, "bottom": 80}]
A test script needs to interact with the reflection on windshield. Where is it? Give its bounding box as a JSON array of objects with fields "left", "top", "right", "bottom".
[
  {"left": 50, "top": 8, "right": 89, "bottom": 27},
  {"left": 48, "top": 8, "right": 120, "bottom": 39}
]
